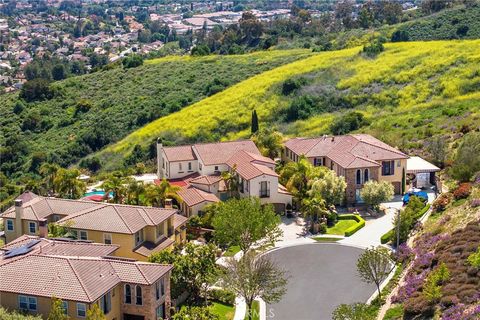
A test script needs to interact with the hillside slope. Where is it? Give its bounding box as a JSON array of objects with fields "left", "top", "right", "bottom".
[
  {"left": 96, "top": 40, "right": 480, "bottom": 169},
  {"left": 0, "top": 49, "right": 311, "bottom": 177}
]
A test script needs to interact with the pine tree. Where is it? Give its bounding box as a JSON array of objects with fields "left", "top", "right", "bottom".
[{"left": 251, "top": 110, "right": 259, "bottom": 134}]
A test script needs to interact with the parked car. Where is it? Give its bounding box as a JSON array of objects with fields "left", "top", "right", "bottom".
[{"left": 403, "top": 189, "right": 429, "bottom": 205}]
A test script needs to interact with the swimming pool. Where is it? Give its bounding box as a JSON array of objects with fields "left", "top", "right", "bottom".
[{"left": 84, "top": 190, "right": 114, "bottom": 197}]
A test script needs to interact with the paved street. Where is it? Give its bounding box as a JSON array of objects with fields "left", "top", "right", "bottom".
[{"left": 266, "top": 244, "right": 376, "bottom": 320}]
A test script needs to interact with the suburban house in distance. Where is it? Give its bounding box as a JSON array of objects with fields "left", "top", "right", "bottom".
[
  {"left": 283, "top": 134, "right": 409, "bottom": 204},
  {"left": 157, "top": 140, "right": 292, "bottom": 215},
  {"left": 0, "top": 235, "right": 172, "bottom": 320},
  {"left": 0, "top": 193, "right": 188, "bottom": 261}
]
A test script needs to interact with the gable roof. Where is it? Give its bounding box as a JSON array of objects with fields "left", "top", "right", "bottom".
[
  {"left": 0, "top": 236, "right": 172, "bottom": 303},
  {"left": 226, "top": 150, "right": 278, "bottom": 180},
  {"left": 193, "top": 140, "right": 261, "bottom": 166},
  {"left": 177, "top": 186, "right": 220, "bottom": 207},
  {"left": 162, "top": 145, "right": 197, "bottom": 162},
  {"left": 284, "top": 134, "right": 407, "bottom": 169},
  {"left": 1, "top": 196, "right": 177, "bottom": 235},
  {"left": 0, "top": 254, "right": 171, "bottom": 303},
  {"left": 0, "top": 235, "right": 119, "bottom": 257},
  {"left": 189, "top": 175, "right": 223, "bottom": 186}
]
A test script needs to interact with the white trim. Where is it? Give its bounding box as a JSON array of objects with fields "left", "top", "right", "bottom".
[
  {"left": 76, "top": 302, "right": 86, "bottom": 318},
  {"left": 103, "top": 233, "right": 112, "bottom": 244},
  {"left": 28, "top": 221, "right": 37, "bottom": 234},
  {"left": 6, "top": 219, "right": 14, "bottom": 231}
]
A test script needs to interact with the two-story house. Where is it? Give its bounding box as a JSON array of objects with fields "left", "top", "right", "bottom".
[
  {"left": 157, "top": 140, "right": 292, "bottom": 215},
  {"left": 0, "top": 194, "right": 188, "bottom": 261},
  {"left": 0, "top": 235, "right": 172, "bottom": 320},
  {"left": 283, "top": 134, "right": 408, "bottom": 204}
]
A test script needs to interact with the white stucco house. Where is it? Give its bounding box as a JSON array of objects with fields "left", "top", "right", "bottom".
[{"left": 157, "top": 139, "right": 292, "bottom": 216}]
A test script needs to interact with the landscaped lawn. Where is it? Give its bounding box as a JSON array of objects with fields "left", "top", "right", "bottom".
[
  {"left": 244, "top": 300, "right": 260, "bottom": 320},
  {"left": 224, "top": 245, "right": 241, "bottom": 257},
  {"left": 326, "top": 220, "right": 357, "bottom": 235},
  {"left": 210, "top": 302, "right": 235, "bottom": 320},
  {"left": 312, "top": 237, "right": 341, "bottom": 242}
]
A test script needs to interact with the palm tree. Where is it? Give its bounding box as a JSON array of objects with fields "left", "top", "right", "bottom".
[
  {"left": 221, "top": 165, "right": 240, "bottom": 199},
  {"left": 54, "top": 168, "right": 86, "bottom": 199},
  {"left": 302, "top": 196, "right": 328, "bottom": 233},
  {"left": 280, "top": 156, "right": 315, "bottom": 205},
  {"left": 144, "top": 178, "right": 181, "bottom": 207},
  {"left": 126, "top": 179, "right": 145, "bottom": 205},
  {"left": 40, "top": 163, "right": 60, "bottom": 196},
  {"left": 101, "top": 174, "right": 128, "bottom": 204}
]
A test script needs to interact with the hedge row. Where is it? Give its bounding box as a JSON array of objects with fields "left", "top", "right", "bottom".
[
  {"left": 379, "top": 203, "right": 431, "bottom": 244},
  {"left": 339, "top": 214, "right": 366, "bottom": 237}
]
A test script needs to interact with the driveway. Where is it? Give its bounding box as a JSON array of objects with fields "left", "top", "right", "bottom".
[{"left": 266, "top": 244, "right": 376, "bottom": 320}]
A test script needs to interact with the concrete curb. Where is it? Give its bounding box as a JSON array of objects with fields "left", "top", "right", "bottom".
[{"left": 259, "top": 298, "right": 266, "bottom": 320}]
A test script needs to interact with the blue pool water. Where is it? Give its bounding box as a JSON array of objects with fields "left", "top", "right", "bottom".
[{"left": 84, "top": 190, "right": 114, "bottom": 197}]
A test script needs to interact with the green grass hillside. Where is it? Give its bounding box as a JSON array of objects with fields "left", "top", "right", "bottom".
[
  {"left": 97, "top": 40, "right": 480, "bottom": 169},
  {"left": 0, "top": 49, "right": 311, "bottom": 177}
]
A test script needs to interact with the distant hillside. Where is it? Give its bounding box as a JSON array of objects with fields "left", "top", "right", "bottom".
[
  {"left": 392, "top": 5, "right": 480, "bottom": 41},
  {"left": 0, "top": 49, "right": 311, "bottom": 178},
  {"left": 97, "top": 40, "right": 480, "bottom": 169}
]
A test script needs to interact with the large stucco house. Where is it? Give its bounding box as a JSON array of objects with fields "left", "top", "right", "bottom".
[
  {"left": 0, "top": 235, "right": 172, "bottom": 320},
  {"left": 157, "top": 140, "right": 292, "bottom": 216},
  {"left": 1, "top": 193, "right": 187, "bottom": 261},
  {"left": 283, "top": 134, "right": 408, "bottom": 204}
]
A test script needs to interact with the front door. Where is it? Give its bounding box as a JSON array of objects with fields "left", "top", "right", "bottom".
[
  {"left": 355, "top": 189, "right": 364, "bottom": 203},
  {"left": 124, "top": 314, "right": 144, "bottom": 320}
]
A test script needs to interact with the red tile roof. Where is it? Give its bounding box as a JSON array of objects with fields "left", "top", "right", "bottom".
[
  {"left": 0, "top": 254, "right": 171, "bottom": 302},
  {"left": 177, "top": 187, "right": 220, "bottom": 207},
  {"left": 193, "top": 140, "right": 260, "bottom": 166},
  {"left": 173, "top": 214, "right": 188, "bottom": 229},
  {"left": 226, "top": 150, "right": 278, "bottom": 180},
  {"left": 162, "top": 145, "right": 197, "bottom": 162},
  {"left": 1, "top": 197, "right": 177, "bottom": 235},
  {"left": 284, "top": 134, "right": 407, "bottom": 169},
  {"left": 189, "top": 175, "right": 223, "bottom": 186}
]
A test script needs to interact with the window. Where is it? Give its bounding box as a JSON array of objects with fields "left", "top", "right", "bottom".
[
  {"left": 28, "top": 297, "right": 37, "bottom": 311},
  {"left": 188, "top": 162, "right": 192, "bottom": 171},
  {"left": 364, "top": 169, "right": 369, "bottom": 183},
  {"left": 245, "top": 180, "right": 249, "bottom": 192},
  {"left": 382, "top": 161, "right": 395, "bottom": 176},
  {"left": 135, "top": 285, "right": 143, "bottom": 305},
  {"left": 135, "top": 229, "right": 144, "bottom": 246},
  {"left": 156, "top": 304, "right": 165, "bottom": 320},
  {"left": 77, "top": 303, "right": 86, "bottom": 318},
  {"left": 314, "top": 158, "right": 320, "bottom": 166},
  {"left": 356, "top": 170, "right": 362, "bottom": 185},
  {"left": 124, "top": 284, "right": 132, "bottom": 304},
  {"left": 62, "top": 301, "right": 68, "bottom": 315},
  {"left": 156, "top": 224, "right": 164, "bottom": 238},
  {"left": 214, "top": 166, "right": 219, "bottom": 171},
  {"left": 100, "top": 291, "right": 112, "bottom": 314},
  {"left": 18, "top": 296, "right": 28, "bottom": 310},
  {"left": 28, "top": 222, "right": 36, "bottom": 234},
  {"left": 397, "top": 160, "right": 401, "bottom": 167},
  {"left": 6, "top": 219, "right": 13, "bottom": 231},
  {"left": 156, "top": 278, "right": 165, "bottom": 300},
  {"left": 259, "top": 181, "right": 270, "bottom": 198},
  {"left": 79, "top": 230, "right": 88, "bottom": 240},
  {"left": 162, "top": 159, "right": 165, "bottom": 169},
  {"left": 103, "top": 233, "right": 112, "bottom": 245},
  {"left": 178, "top": 163, "right": 183, "bottom": 172},
  {"left": 199, "top": 163, "right": 202, "bottom": 170},
  {"left": 17, "top": 296, "right": 37, "bottom": 313}
]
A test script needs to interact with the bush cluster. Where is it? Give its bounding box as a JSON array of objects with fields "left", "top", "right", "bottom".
[
  {"left": 432, "top": 193, "right": 452, "bottom": 212},
  {"left": 452, "top": 183, "right": 472, "bottom": 200},
  {"left": 208, "top": 288, "right": 235, "bottom": 305},
  {"left": 339, "top": 214, "right": 365, "bottom": 237}
]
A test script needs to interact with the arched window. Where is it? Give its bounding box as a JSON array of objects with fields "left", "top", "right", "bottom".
[
  {"left": 135, "top": 285, "right": 143, "bottom": 305},
  {"left": 364, "top": 169, "right": 369, "bottom": 183},
  {"left": 124, "top": 284, "right": 131, "bottom": 304},
  {"left": 356, "top": 169, "right": 362, "bottom": 185}
]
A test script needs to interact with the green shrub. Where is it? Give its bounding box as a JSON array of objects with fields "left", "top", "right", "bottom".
[
  {"left": 341, "top": 214, "right": 365, "bottom": 237},
  {"left": 383, "top": 304, "right": 404, "bottom": 320},
  {"left": 208, "top": 288, "right": 235, "bottom": 305},
  {"left": 381, "top": 229, "right": 394, "bottom": 244}
]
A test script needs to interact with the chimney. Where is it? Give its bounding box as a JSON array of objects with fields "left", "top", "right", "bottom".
[
  {"left": 15, "top": 199, "right": 23, "bottom": 236},
  {"left": 157, "top": 137, "right": 164, "bottom": 179},
  {"left": 331, "top": 136, "right": 335, "bottom": 142},
  {"left": 38, "top": 219, "right": 48, "bottom": 238}
]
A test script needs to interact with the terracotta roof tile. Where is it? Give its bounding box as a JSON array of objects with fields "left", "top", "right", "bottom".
[
  {"left": 189, "top": 175, "right": 223, "bottom": 186},
  {"left": 226, "top": 151, "right": 278, "bottom": 180},
  {"left": 163, "top": 145, "right": 197, "bottom": 162},
  {"left": 173, "top": 214, "right": 188, "bottom": 229},
  {"left": 178, "top": 187, "right": 220, "bottom": 207},
  {"left": 284, "top": 134, "right": 407, "bottom": 169},
  {"left": 193, "top": 140, "right": 260, "bottom": 166}
]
